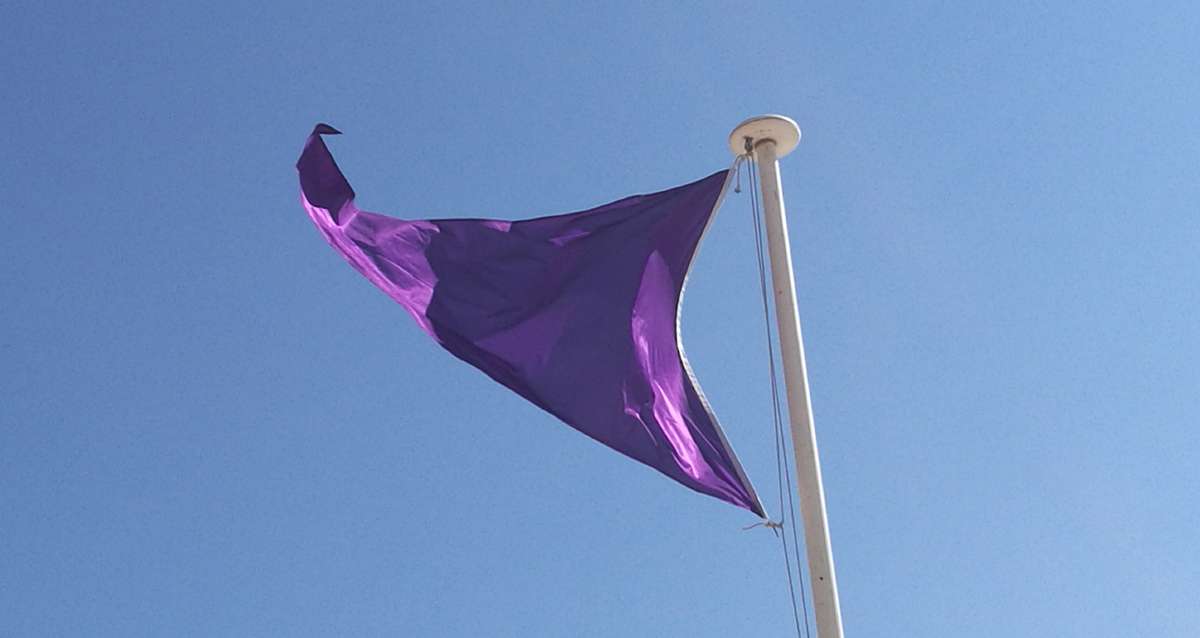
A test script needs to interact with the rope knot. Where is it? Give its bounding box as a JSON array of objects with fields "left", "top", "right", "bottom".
[{"left": 743, "top": 519, "right": 785, "bottom": 537}]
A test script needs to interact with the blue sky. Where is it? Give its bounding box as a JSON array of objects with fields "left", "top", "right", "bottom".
[{"left": 2, "top": 2, "right": 1197, "bottom": 636}]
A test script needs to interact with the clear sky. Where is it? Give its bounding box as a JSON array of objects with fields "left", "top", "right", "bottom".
[{"left": 2, "top": 2, "right": 1197, "bottom": 636}]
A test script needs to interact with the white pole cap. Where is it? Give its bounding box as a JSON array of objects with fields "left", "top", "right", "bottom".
[{"left": 728, "top": 115, "right": 802, "bottom": 157}]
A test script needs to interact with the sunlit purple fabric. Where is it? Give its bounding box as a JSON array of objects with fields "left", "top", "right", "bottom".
[{"left": 298, "top": 124, "right": 763, "bottom": 516}]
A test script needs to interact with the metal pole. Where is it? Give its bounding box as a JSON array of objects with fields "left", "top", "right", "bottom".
[{"left": 729, "top": 115, "right": 844, "bottom": 638}]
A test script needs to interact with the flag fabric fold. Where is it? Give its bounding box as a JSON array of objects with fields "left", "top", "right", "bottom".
[{"left": 298, "top": 124, "right": 763, "bottom": 517}]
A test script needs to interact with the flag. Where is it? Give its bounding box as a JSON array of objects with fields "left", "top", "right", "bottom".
[{"left": 298, "top": 124, "right": 763, "bottom": 516}]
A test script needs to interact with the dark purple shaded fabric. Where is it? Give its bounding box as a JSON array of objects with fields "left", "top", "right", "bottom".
[{"left": 297, "top": 125, "right": 763, "bottom": 516}]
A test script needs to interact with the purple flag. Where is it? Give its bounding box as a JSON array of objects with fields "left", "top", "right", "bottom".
[{"left": 298, "top": 124, "right": 763, "bottom": 516}]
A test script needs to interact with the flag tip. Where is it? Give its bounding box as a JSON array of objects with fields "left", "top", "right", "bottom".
[{"left": 312, "top": 123, "right": 342, "bottom": 136}]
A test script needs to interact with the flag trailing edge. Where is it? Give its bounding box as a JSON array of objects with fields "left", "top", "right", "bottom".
[{"left": 298, "top": 124, "right": 765, "bottom": 517}]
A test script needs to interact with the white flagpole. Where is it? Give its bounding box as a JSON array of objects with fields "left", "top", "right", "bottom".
[{"left": 729, "top": 115, "right": 845, "bottom": 638}]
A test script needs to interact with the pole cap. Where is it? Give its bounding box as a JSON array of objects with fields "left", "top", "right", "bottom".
[{"left": 728, "top": 115, "right": 801, "bottom": 157}]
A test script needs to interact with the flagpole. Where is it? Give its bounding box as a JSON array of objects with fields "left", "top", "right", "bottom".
[{"left": 729, "top": 115, "right": 844, "bottom": 638}]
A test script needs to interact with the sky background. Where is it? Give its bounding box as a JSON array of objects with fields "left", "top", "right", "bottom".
[{"left": 2, "top": 2, "right": 1198, "bottom": 636}]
